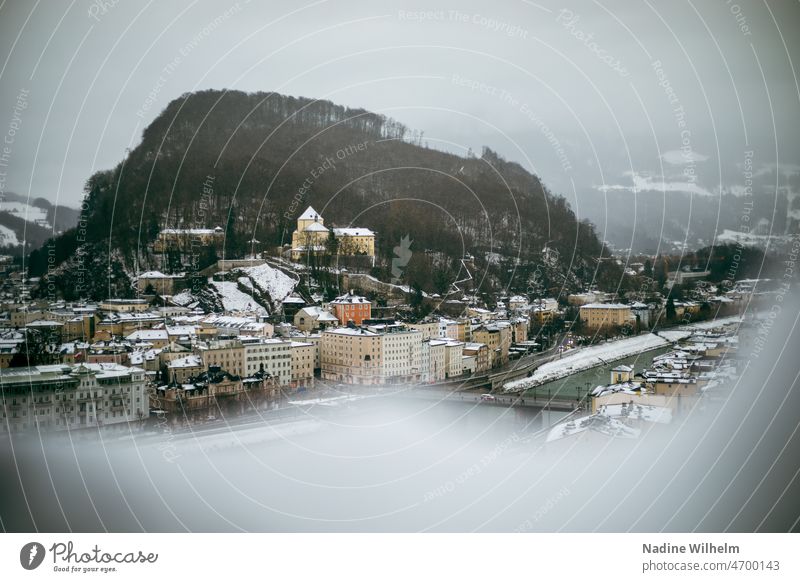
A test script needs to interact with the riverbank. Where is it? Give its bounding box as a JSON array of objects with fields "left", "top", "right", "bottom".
[{"left": 502, "top": 315, "right": 744, "bottom": 394}]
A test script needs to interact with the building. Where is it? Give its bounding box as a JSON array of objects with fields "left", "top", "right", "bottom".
[
  {"left": 95, "top": 312, "right": 164, "bottom": 338},
  {"left": 167, "top": 354, "right": 204, "bottom": 383},
  {"left": 126, "top": 329, "right": 169, "bottom": 349},
  {"left": 330, "top": 292, "right": 372, "bottom": 326},
  {"left": 201, "top": 315, "right": 273, "bottom": 338},
  {"left": 379, "top": 325, "right": 422, "bottom": 384},
  {"left": 408, "top": 321, "right": 439, "bottom": 341},
  {"left": 98, "top": 299, "right": 150, "bottom": 313},
  {"left": 425, "top": 339, "right": 447, "bottom": 382},
  {"left": 321, "top": 327, "right": 382, "bottom": 385},
  {"left": 443, "top": 340, "right": 465, "bottom": 378},
  {"left": 152, "top": 368, "right": 279, "bottom": 419},
  {"left": 630, "top": 302, "right": 651, "bottom": 328},
  {"left": 579, "top": 303, "right": 634, "bottom": 330},
  {"left": 508, "top": 295, "right": 529, "bottom": 311},
  {"left": 294, "top": 306, "right": 339, "bottom": 332},
  {"left": 0, "top": 363, "right": 147, "bottom": 432},
  {"left": 153, "top": 226, "right": 224, "bottom": 253},
  {"left": 472, "top": 324, "right": 511, "bottom": 368},
  {"left": 463, "top": 342, "right": 490, "bottom": 373},
  {"left": 568, "top": 292, "right": 609, "bottom": 307},
  {"left": 610, "top": 364, "right": 634, "bottom": 384},
  {"left": 136, "top": 271, "right": 185, "bottom": 295},
  {"left": 290, "top": 341, "right": 315, "bottom": 388},
  {"left": 320, "top": 324, "right": 423, "bottom": 385},
  {"left": 667, "top": 270, "right": 710, "bottom": 287},
  {"left": 196, "top": 339, "right": 245, "bottom": 378},
  {"left": 241, "top": 337, "right": 292, "bottom": 385},
  {"left": 510, "top": 317, "right": 529, "bottom": 344},
  {"left": 290, "top": 206, "right": 375, "bottom": 260}
]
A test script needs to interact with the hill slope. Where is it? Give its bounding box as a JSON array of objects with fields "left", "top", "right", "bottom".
[
  {"left": 30, "top": 89, "right": 617, "bottom": 300},
  {"left": 0, "top": 192, "right": 80, "bottom": 255}
]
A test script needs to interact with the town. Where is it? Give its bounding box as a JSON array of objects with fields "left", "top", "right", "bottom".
[{"left": 0, "top": 206, "right": 782, "bottom": 444}]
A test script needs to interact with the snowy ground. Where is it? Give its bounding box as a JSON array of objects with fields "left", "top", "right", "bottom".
[
  {"left": 0, "top": 201, "right": 50, "bottom": 228},
  {"left": 504, "top": 334, "right": 670, "bottom": 393},
  {"left": 210, "top": 281, "right": 267, "bottom": 314},
  {"left": 238, "top": 263, "right": 297, "bottom": 305},
  {"left": 287, "top": 394, "right": 368, "bottom": 407},
  {"left": 0, "top": 224, "right": 19, "bottom": 247},
  {"left": 682, "top": 315, "right": 742, "bottom": 330},
  {"left": 504, "top": 315, "right": 744, "bottom": 393}
]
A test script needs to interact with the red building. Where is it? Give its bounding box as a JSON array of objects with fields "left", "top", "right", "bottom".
[{"left": 330, "top": 291, "right": 372, "bottom": 326}]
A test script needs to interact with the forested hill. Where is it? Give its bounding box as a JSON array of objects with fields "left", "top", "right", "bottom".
[{"left": 30, "top": 89, "right": 616, "bottom": 299}]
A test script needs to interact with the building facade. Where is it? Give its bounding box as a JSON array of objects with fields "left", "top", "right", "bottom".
[
  {"left": 579, "top": 303, "right": 634, "bottom": 329},
  {"left": 0, "top": 363, "right": 147, "bottom": 432}
]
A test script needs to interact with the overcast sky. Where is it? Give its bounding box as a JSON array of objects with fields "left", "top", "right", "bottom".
[{"left": 1, "top": 0, "right": 798, "bottom": 217}]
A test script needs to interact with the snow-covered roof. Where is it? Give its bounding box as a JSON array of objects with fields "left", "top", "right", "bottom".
[
  {"left": 303, "top": 222, "right": 329, "bottom": 232},
  {"left": 580, "top": 302, "right": 630, "bottom": 309},
  {"left": 299, "top": 206, "right": 322, "bottom": 221},
  {"left": 331, "top": 293, "right": 370, "bottom": 304},
  {"left": 299, "top": 306, "right": 338, "bottom": 321},
  {"left": 160, "top": 227, "right": 221, "bottom": 235},
  {"left": 333, "top": 227, "right": 374, "bottom": 237},
  {"left": 126, "top": 329, "right": 168, "bottom": 341},
  {"left": 325, "top": 327, "right": 379, "bottom": 336},
  {"left": 282, "top": 295, "right": 305, "bottom": 304},
  {"left": 168, "top": 355, "right": 203, "bottom": 369}
]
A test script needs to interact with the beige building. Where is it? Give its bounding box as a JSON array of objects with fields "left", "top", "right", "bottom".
[
  {"left": 320, "top": 325, "right": 423, "bottom": 385},
  {"left": 167, "top": 354, "right": 204, "bottom": 383},
  {"left": 0, "top": 363, "right": 147, "bottom": 432},
  {"left": 443, "top": 340, "right": 465, "bottom": 379},
  {"left": 610, "top": 364, "right": 634, "bottom": 384},
  {"left": 472, "top": 324, "right": 511, "bottom": 369},
  {"left": 579, "top": 303, "right": 634, "bottom": 330},
  {"left": 321, "top": 328, "right": 382, "bottom": 385},
  {"left": 426, "top": 339, "right": 447, "bottom": 382},
  {"left": 510, "top": 317, "right": 529, "bottom": 344},
  {"left": 379, "top": 326, "right": 422, "bottom": 383},
  {"left": 99, "top": 299, "right": 150, "bottom": 313},
  {"left": 290, "top": 341, "right": 315, "bottom": 388},
  {"left": 197, "top": 339, "right": 245, "bottom": 378},
  {"left": 463, "top": 342, "right": 490, "bottom": 373},
  {"left": 241, "top": 337, "right": 292, "bottom": 385},
  {"left": 408, "top": 321, "right": 439, "bottom": 341}
]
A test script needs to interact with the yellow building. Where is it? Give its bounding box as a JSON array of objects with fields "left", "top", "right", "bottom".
[
  {"left": 196, "top": 339, "right": 245, "bottom": 378},
  {"left": 290, "top": 341, "right": 315, "bottom": 388},
  {"left": 290, "top": 206, "right": 375, "bottom": 260},
  {"left": 472, "top": 324, "right": 511, "bottom": 368},
  {"left": 320, "top": 327, "right": 382, "bottom": 384},
  {"left": 579, "top": 303, "right": 634, "bottom": 330}
]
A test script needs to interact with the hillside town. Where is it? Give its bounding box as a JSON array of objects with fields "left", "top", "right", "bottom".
[{"left": 0, "top": 206, "right": 784, "bottom": 438}]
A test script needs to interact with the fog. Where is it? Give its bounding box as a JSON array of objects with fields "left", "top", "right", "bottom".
[{"left": 3, "top": 297, "right": 799, "bottom": 532}]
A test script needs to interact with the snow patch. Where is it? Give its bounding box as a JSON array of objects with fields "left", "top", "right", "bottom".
[{"left": 210, "top": 281, "right": 266, "bottom": 315}]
